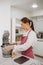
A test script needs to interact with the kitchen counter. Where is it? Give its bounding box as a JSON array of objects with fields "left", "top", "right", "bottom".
[{"left": 0, "top": 47, "right": 43, "bottom": 65}]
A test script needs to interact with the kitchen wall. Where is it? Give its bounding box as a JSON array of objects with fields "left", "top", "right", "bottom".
[
  {"left": 11, "top": 7, "right": 31, "bottom": 19},
  {"left": 30, "top": 9, "right": 43, "bottom": 17},
  {"left": 0, "top": 1, "right": 11, "bottom": 45},
  {"left": 31, "top": 16, "right": 43, "bottom": 33}
]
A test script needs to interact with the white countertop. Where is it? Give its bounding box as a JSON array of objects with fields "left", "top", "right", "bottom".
[{"left": 0, "top": 47, "right": 43, "bottom": 65}]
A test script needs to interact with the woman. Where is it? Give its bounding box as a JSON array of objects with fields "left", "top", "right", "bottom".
[{"left": 4, "top": 17, "right": 37, "bottom": 58}]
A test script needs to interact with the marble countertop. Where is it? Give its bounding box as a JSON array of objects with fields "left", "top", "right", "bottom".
[{"left": 0, "top": 47, "right": 43, "bottom": 65}]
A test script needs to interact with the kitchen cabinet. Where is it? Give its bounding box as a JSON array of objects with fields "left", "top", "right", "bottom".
[{"left": 33, "top": 39, "right": 43, "bottom": 56}]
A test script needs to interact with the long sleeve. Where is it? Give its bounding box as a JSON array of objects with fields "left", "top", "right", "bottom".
[{"left": 13, "top": 31, "right": 37, "bottom": 52}]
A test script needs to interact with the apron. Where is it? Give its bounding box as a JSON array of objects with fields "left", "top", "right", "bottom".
[{"left": 21, "top": 30, "right": 34, "bottom": 59}]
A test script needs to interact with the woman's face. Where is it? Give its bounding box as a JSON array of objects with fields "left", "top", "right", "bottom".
[{"left": 21, "top": 22, "right": 30, "bottom": 31}]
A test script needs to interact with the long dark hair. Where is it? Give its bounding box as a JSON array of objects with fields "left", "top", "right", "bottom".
[
  {"left": 21, "top": 17, "right": 34, "bottom": 31},
  {"left": 30, "top": 20, "right": 34, "bottom": 31}
]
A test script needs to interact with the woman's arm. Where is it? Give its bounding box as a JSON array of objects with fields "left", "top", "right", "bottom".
[
  {"left": 13, "top": 33, "right": 37, "bottom": 52},
  {"left": 3, "top": 32, "right": 37, "bottom": 52},
  {"left": 3, "top": 43, "right": 17, "bottom": 51}
]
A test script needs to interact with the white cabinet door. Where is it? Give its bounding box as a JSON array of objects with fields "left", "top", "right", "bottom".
[{"left": 33, "top": 40, "right": 43, "bottom": 56}]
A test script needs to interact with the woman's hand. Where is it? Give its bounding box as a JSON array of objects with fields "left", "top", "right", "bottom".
[{"left": 3, "top": 45, "right": 14, "bottom": 51}]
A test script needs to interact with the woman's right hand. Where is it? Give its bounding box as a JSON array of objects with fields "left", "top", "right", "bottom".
[{"left": 3, "top": 45, "right": 14, "bottom": 51}]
